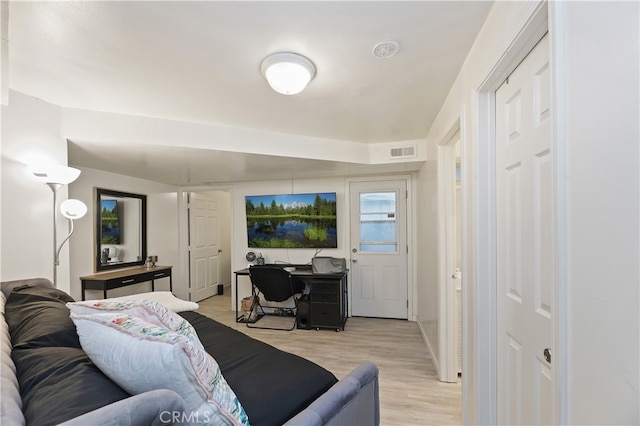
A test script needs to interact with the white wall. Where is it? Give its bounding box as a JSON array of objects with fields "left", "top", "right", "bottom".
[
  {"left": 68, "top": 167, "right": 180, "bottom": 301},
  {"left": 0, "top": 91, "right": 72, "bottom": 289},
  {"left": 415, "top": 160, "right": 439, "bottom": 361},
  {"left": 553, "top": 1, "right": 639, "bottom": 423}
]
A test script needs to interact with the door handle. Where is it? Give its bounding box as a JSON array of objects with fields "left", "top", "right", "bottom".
[
  {"left": 352, "top": 259, "right": 358, "bottom": 263},
  {"left": 543, "top": 348, "right": 551, "bottom": 364}
]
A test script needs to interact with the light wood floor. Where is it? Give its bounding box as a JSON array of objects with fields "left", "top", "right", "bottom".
[{"left": 197, "top": 288, "right": 462, "bottom": 426}]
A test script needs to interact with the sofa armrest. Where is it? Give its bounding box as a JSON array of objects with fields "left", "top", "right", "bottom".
[
  {"left": 1, "top": 292, "right": 24, "bottom": 426},
  {"left": 57, "top": 389, "right": 187, "bottom": 426},
  {"left": 1, "top": 278, "right": 54, "bottom": 299},
  {"left": 284, "top": 362, "right": 380, "bottom": 426}
]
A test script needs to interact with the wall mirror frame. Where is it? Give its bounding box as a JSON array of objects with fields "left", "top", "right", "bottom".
[{"left": 95, "top": 188, "right": 147, "bottom": 271}]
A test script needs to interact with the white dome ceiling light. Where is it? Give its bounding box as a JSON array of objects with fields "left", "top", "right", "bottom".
[{"left": 261, "top": 52, "right": 316, "bottom": 95}]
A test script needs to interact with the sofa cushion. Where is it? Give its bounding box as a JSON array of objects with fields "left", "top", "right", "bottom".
[
  {"left": 12, "top": 346, "right": 130, "bottom": 426},
  {"left": 5, "top": 285, "right": 80, "bottom": 349},
  {"left": 0, "top": 277, "right": 54, "bottom": 299},
  {"left": 70, "top": 312, "right": 249, "bottom": 426}
]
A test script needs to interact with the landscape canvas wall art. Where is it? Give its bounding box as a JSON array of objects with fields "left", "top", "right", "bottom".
[{"left": 245, "top": 192, "right": 337, "bottom": 248}]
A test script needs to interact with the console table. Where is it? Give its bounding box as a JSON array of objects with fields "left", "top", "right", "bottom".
[{"left": 80, "top": 265, "right": 172, "bottom": 301}]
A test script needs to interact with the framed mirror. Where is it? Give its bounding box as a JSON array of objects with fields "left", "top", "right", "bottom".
[{"left": 95, "top": 188, "right": 147, "bottom": 271}]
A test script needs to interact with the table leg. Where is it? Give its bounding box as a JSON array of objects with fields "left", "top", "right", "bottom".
[{"left": 235, "top": 274, "right": 240, "bottom": 322}]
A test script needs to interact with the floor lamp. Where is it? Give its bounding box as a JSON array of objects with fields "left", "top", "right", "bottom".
[{"left": 32, "top": 165, "right": 87, "bottom": 287}]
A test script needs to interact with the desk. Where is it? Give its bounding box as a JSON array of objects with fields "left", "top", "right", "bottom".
[
  {"left": 80, "top": 265, "right": 172, "bottom": 301},
  {"left": 234, "top": 265, "right": 348, "bottom": 331}
]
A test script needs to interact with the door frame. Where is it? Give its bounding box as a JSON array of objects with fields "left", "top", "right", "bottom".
[
  {"left": 468, "top": 1, "right": 565, "bottom": 424},
  {"left": 437, "top": 118, "right": 463, "bottom": 383},
  {"left": 346, "top": 174, "right": 415, "bottom": 321}
]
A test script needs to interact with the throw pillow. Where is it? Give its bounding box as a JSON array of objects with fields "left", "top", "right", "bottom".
[
  {"left": 67, "top": 299, "right": 201, "bottom": 348},
  {"left": 7, "top": 286, "right": 81, "bottom": 349},
  {"left": 70, "top": 312, "right": 249, "bottom": 426}
]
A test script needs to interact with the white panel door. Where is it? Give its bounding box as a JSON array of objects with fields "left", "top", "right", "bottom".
[
  {"left": 349, "top": 180, "right": 408, "bottom": 319},
  {"left": 496, "top": 34, "right": 553, "bottom": 425},
  {"left": 190, "top": 192, "right": 219, "bottom": 302}
]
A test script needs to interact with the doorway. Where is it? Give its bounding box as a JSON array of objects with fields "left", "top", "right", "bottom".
[
  {"left": 188, "top": 191, "right": 232, "bottom": 302},
  {"left": 437, "top": 124, "right": 463, "bottom": 383},
  {"left": 469, "top": 4, "right": 551, "bottom": 422},
  {"left": 349, "top": 179, "right": 408, "bottom": 319}
]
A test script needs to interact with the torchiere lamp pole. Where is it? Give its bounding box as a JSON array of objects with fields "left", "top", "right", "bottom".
[
  {"left": 55, "top": 199, "right": 87, "bottom": 286},
  {"left": 33, "top": 165, "right": 85, "bottom": 287}
]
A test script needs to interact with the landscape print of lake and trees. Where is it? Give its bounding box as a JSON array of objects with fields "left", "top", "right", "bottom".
[{"left": 245, "top": 193, "right": 337, "bottom": 248}]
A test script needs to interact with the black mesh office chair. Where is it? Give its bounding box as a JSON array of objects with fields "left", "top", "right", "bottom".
[{"left": 246, "top": 265, "right": 305, "bottom": 331}]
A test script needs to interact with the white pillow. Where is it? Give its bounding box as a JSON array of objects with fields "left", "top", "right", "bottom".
[
  {"left": 84, "top": 291, "right": 199, "bottom": 313},
  {"left": 70, "top": 312, "right": 248, "bottom": 426},
  {"left": 67, "top": 299, "right": 201, "bottom": 347}
]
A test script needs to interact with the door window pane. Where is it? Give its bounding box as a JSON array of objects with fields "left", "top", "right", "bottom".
[
  {"left": 361, "top": 221, "right": 396, "bottom": 242},
  {"left": 360, "top": 244, "right": 397, "bottom": 252},
  {"left": 360, "top": 193, "right": 396, "bottom": 213},
  {"left": 359, "top": 192, "right": 397, "bottom": 252}
]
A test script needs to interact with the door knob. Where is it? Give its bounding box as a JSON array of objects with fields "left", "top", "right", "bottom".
[
  {"left": 543, "top": 348, "right": 551, "bottom": 364},
  {"left": 352, "top": 259, "right": 358, "bottom": 263}
]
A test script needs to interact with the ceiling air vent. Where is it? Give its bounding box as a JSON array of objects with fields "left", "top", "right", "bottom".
[{"left": 390, "top": 145, "right": 416, "bottom": 159}]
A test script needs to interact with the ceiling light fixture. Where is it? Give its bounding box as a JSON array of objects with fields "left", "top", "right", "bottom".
[
  {"left": 261, "top": 52, "right": 316, "bottom": 95},
  {"left": 373, "top": 41, "right": 399, "bottom": 58}
]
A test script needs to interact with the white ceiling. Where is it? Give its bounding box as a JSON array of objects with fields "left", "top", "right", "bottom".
[{"left": 8, "top": 1, "right": 493, "bottom": 186}]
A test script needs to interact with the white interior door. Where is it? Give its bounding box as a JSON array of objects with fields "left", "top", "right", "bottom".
[
  {"left": 349, "top": 180, "right": 408, "bottom": 319},
  {"left": 496, "top": 34, "right": 553, "bottom": 425},
  {"left": 189, "top": 192, "right": 220, "bottom": 302}
]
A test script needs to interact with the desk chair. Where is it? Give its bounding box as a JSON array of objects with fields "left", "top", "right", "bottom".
[{"left": 247, "top": 265, "right": 305, "bottom": 331}]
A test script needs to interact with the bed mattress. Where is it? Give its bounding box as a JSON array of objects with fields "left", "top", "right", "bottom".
[{"left": 180, "top": 311, "right": 338, "bottom": 426}]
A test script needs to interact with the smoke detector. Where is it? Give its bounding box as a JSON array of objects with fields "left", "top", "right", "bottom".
[{"left": 373, "top": 41, "right": 399, "bottom": 58}]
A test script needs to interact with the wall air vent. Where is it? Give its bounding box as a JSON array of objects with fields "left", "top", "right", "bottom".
[{"left": 389, "top": 145, "right": 416, "bottom": 159}]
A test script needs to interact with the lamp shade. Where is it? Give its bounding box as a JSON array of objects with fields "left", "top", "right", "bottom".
[
  {"left": 60, "top": 199, "right": 87, "bottom": 219},
  {"left": 261, "top": 52, "right": 316, "bottom": 95},
  {"left": 32, "top": 164, "right": 81, "bottom": 185}
]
